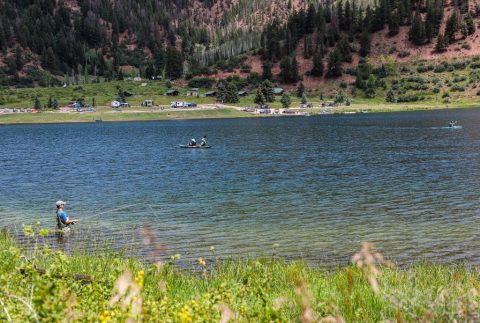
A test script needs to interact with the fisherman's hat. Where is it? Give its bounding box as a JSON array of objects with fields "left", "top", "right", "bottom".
[{"left": 56, "top": 200, "right": 66, "bottom": 206}]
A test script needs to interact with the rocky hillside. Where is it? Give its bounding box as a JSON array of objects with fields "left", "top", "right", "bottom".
[{"left": 0, "top": 0, "right": 479, "bottom": 89}]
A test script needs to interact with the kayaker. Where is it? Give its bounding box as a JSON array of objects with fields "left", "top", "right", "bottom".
[
  {"left": 200, "top": 135, "right": 207, "bottom": 147},
  {"left": 56, "top": 200, "right": 78, "bottom": 229},
  {"left": 189, "top": 138, "right": 197, "bottom": 146}
]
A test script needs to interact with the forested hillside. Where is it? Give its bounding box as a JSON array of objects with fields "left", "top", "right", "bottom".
[{"left": 0, "top": 0, "right": 478, "bottom": 88}]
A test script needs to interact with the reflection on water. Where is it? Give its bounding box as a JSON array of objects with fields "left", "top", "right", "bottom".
[{"left": 1, "top": 109, "right": 480, "bottom": 265}]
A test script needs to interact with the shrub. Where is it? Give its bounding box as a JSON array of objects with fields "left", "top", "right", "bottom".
[
  {"left": 434, "top": 65, "right": 446, "bottom": 73},
  {"left": 397, "top": 94, "right": 421, "bottom": 102},
  {"left": 398, "top": 51, "right": 411, "bottom": 58},
  {"left": 470, "top": 62, "right": 480, "bottom": 69},
  {"left": 417, "top": 65, "right": 434, "bottom": 73},
  {"left": 450, "top": 85, "right": 465, "bottom": 92},
  {"left": 442, "top": 91, "right": 450, "bottom": 98},
  {"left": 188, "top": 78, "right": 215, "bottom": 89},
  {"left": 452, "top": 61, "right": 467, "bottom": 70},
  {"left": 453, "top": 75, "right": 467, "bottom": 82}
]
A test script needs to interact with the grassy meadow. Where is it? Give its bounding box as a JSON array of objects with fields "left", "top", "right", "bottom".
[
  {"left": 2, "top": 55, "right": 480, "bottom": 124},
  {"left": 0, "top": 227, "right": 479, "bottom": 322}
]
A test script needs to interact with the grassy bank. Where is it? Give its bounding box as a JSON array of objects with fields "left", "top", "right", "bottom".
[
  {"left": 0, "top": 228, "right": 478, "bottom": 322},
  {"left": 0, "top": 108, "right": 253, "bottom": 124}
]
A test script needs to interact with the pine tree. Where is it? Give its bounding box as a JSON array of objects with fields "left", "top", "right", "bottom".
[
  {"left": 53, "top": 97, "right": 59, "bottom": 109},
  {"left": 435, "top": 33, "right": 447, "bottom": 52},
  {"left": 34, "top": 96, "right": 42, "bottom": 110},
  {"left": 254, "top": 89, "right": 266, "bottom": 106},
  {"left": 326, "top": 50, "right": 343, "bottom": 78},
  {"left": 47, "top": 97, "right": 53, "bottom": 109},
  {"left": 388, "top": 12, "right": 400, "bottom": 36},
  {"left": 359, "top": 31, "right": 371, "bottom": 57},
  {"left": 220, "top": 82, "right": 239, "bottom": 103},
  {"left": 280, "top": 93, "right": 292, "bottom": 109},
  {"left": 296, "top": 82, "right": 305, "bottom": 98},
  {"left": 465, "top": 13, "right": 475, "bottom": 35},
  {"left": 311, "top": 52, "right": 324, "bottom": 77},
  {"left": 290, "top": 57, "right": 300, "bottom": 83},
  {"left": 165, "top": 45, "right": 183, "bottom": 79},
  {"left": 261, "top": 80, "right": 275, "bottom": 102},
  {"left": 409, "top": 11, "right": 426, "bottom": 45},
  {"left": 301, "top": 92, "right": 307, "bottom": 105},
  {"left": 279, "top": 57, "right": 292, "bottom": 83},
  {"left": 337, "top": 36, "right": 352, "bottom": 63},
  {"left": 262, "top": 60, "right": 273, "bottom": 80},
  {"left": 386, "top": 89, "right": 396, "bottom": 103},
  {"left": 445, "top": 13, "right": 458, "bottom": 44}
]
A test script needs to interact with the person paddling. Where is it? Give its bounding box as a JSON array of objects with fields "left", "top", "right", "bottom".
[
  {"left": 200, "top": 135, "right": 207, "bottom": 147},
  {"left": 56, "top": 200, "right": 78, "bottom": 230},
  {"left": 189, "top": 138, "right": 197, "bottom": 146}
]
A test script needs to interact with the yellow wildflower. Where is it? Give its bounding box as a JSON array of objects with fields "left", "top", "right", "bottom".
[
  {"left": 99, "top": 310, "right": 112, "bottom": 323},
  {"left": 177, "top": 305, "right": 193, "bottom": 323},
  {"left": 135, "top": 270, "right": 145, "bottom": 288},
  {"left": 198, "top": 257, "right": 206, "bottom": 267}
]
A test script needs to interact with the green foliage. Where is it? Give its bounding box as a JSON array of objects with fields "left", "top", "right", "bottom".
[
  {"left": 296, "top": 82, "right": 305, "bottom": 98},
  {"left": 301, "top": 93, "right": 307, "bottom": 104},
  {"left": 218, "top": 82, "right": 239, "bottom": 103},
  {"left": 260, "top": 80, "right": 275, "bottom": 103},
  {"left": 310, "top": 53, "right": 324, "bottom": 77},
  {"left": 326, "top": 50, "right": 343, "bottom": 78},
  {"left": 254, "top": 89, "right": 265, "bottom": 106},
  {"left": 188, "top": 78, "right": 215, "bottom": 89},
  {"left": 409, "top": 11, "right": 426, "bottom": 45},
  {"left": 1, "top": 230, "right": 479, "bottom": 322},
  {"left": 386, "top": 90, "right": 396, "bottom": 103},
  {"left": 280, "top": 93, "right": 291, "bottom": 109},
  {"left": 359, "top": 31, "right": 371, "bottom": 57},
  {"left": 34, "top": 96, "right": 41, "bottom": 110}
]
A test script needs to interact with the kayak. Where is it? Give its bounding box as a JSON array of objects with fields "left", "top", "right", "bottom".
[
  {"left": 443, "top": 125, "right": 462, "bottom": 129},
  {"left": 179, "top": 145, "right": 212, "bottom": 149}
]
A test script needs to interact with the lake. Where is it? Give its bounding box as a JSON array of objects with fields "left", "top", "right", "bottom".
[{"left": 1, "top": 109, "right": 479, "bottom": 266}]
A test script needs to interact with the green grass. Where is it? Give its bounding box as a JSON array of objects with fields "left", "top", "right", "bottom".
[
  {"left": 0, "top": 108, "right": 253, "bottom": 124},
  {"left": 0, "top": 228, "right": 479, "bottom": 322},
  {"left": 3, "top": 56, "right": 480, "bottom": 125}
]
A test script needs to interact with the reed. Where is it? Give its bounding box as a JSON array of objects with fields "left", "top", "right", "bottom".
[{"left": 0, "top": 228, "right": 478, "bottom": 322}]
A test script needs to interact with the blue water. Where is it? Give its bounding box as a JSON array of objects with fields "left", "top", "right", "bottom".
[{"left": 1, "top": 109, "right": 479, "bottom": 265}]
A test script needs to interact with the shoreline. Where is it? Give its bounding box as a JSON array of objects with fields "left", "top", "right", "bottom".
[{"left": 0, "top": 104, "right": 478, "bottom": 125}]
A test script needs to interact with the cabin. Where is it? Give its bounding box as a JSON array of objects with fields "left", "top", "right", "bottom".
[
  {"left": 165, "top": 89, "right": 180, "bottom": 96},
  {"left": 273, "top": 87, "right": 285, "bottom": 95},
  {"left": 142, "top": 100, "right": 154, "bottom": 107},
  {"left": 204, "top": 91, "right": 218, "bottom": 97},
  {"left": 238, "top": 90, "right": 250, "bottom": 97},
  {"left": 187, "top": 88, "right": 199, "bottom": 97}
]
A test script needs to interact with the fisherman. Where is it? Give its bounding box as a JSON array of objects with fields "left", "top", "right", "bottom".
[
  {"left": 56, "top": 200, "right": 78, "bottom": 230},
  {"left": 189, "top": 138, "right": 197, "bottom": 146},
  {"left": 200, "top": 135, "right": 207, "bottom": 147}
]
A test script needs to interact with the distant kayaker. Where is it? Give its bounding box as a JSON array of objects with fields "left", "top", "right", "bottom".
[
  {"left": 189, "top": 138, "right": 197, "bottom": 146},
  {"left": 200, "top": 135, "right": 207, "bottom": 147},
  {"left": 56, "top": 200, "right": 78, "bottom": 229}
]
